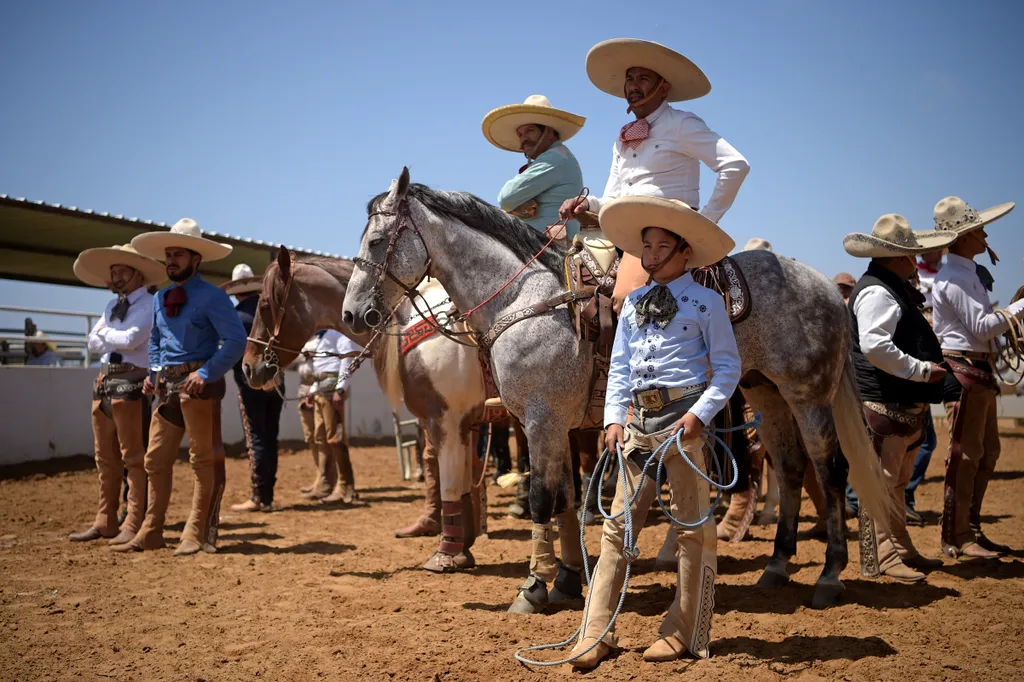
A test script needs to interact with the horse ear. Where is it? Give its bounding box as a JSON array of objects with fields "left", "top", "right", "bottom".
[
  {"left": 397, "top": 166, "right": 410, "bottom": 199},
  {"left": 277, "top": 246, "right": 291, "bottom": 282}
]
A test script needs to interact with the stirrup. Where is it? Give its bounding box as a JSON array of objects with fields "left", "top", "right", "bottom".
[{"left": 484, "top": 397, "right": 504, "bottom": 408}]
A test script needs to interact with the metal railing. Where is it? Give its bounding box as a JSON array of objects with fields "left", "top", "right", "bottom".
[
  {"left": 392, "top": 413, "right": 420, "bottom": 481},
  {"left": 0, "top": 305, "right": 99, "bottom": 366}
]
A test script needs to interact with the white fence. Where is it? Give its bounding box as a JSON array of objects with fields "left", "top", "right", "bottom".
[{"left": 0, "top": 364, "right": 410, "bottom": 467}]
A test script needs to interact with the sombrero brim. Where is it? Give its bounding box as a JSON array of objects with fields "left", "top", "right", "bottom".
[
  {"left": 598, "top": 196, "right": 734, "bottom": 268},
  {"left": 221, "top": 276, "right": 263, "bottom": 296},
  {"left": 131, "top": 232, "right": 233, "bottom": 262},
  {"left": 941, "top": 202, "right": 1015, "bottom": 236},
  {"left": 73, "top": 248, "right": 168, "bottom": 289},
  {"left": 843, "top": 230, "right": 957, "bottom": 258},
  {"left": 586, "top": 38, "right": 711, "bottom": 103},
  {"left": 482, "top": 105, "right": 586, "bottom": 153}
]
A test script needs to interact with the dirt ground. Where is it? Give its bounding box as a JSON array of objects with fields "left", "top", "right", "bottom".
[{"left": 2, "top": 425, "right": 1023, "bottom": 682}]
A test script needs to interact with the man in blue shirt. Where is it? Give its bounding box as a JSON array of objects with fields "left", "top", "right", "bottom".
[
  {"left": 111, "top": 219, "right": 246, "bottom": 556},
  {"left": 222, "top": 264, "right": 284, "bottom": 513},
  {"left": 482, "top": 94, "right": 585, "bottom": 242}
]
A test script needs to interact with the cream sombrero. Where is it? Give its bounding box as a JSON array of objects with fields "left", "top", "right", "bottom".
[
  {"left": 844, "top": 214, "right": 956, "bottom": 258},
  {"left": 933, "top": 196, "right": 1015, "bottom": 236},
  {"left": 73, "top": 243, "right": 167, "bottom": 289},
  {"left": 131, "top": 218, "right": 232, "bottom": 262},
  {"left": 586, "top": 38, "right": 711, "bottom": 103},
  {"left": 598, "top": 196, "right": 734, "bottom": 268},
  {"left": 221, "top": 263, "right": 263, "bottom": 296},
  {"left": 482, "top": 95, "right": 586, "bottom": 153},
  {"left": 743, "top": 238, "right": 773, "bottom": 252}
]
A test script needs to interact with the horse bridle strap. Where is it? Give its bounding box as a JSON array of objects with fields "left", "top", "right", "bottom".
[{"left": 479, "top": 286, "right": 597, "bottom": 350}]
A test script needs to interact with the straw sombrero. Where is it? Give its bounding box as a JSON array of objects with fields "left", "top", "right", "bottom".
[
  {"left": 844, "top": 214, "right": 956, "bottom": 258},
  {"left": 598, "top": 196, "right": 734, "bottom": 268},
  {"left": 221, "top": 263, "right": 263, "bottom": 296},
  {"left": 743, "top": 238, "right": 773, "bottom": 252},
  {"left": 73, "top": 243, "right": 167, "bottom": 289},
  {"left": 482, "top": 95, "right": 586, "bottom": 153},
  {"left": 131, "top": 218, "right": 232, "bottom": 262},
  {"left": 933, "top": 196, "right": 1014, "bottom": 236},
  {"left": 586, "top": 38, "right": 711, "bottom": 103},
  {"left": 32, "top": 330, "right": 57, "bottom": 353}
]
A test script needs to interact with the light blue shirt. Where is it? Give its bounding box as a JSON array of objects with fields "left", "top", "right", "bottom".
[
  {"left": 605, "top": 272, "right": 741, "bottom": 428},
  {"left": 497, "top": 141, "right": 584, "bottom": 240},
  {"left": 149, "top": 274, "right": 247, "bottom": 382}
]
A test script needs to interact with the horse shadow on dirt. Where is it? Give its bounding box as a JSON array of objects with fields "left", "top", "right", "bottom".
[
  {"left": 218, "top": 540, "right": 356, "bottom": 556},
  {"left": 938, "top": 557, "right": 1024, "bottom": 580},
  {"left": 710, "top": 634, "right": 897, "bottom": 665},
  {"left": 917, "top": 510, "right": 1010, "bottom": 526}
]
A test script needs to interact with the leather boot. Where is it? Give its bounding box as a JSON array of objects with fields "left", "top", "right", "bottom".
[
  {"left": 322, "top": 443, "right": 356, "bottom": 503},
  {"left": 568, "top": 637, "right": 611, "bottom": 670},
  {"left": 716, "top": 484, "right": 755, "bottom": 542},
  {"left": 396, "top": 440, "right": 441, "bottom": 537},
  {"left": 643, "top": 635, "right": 688, "bottom": 662}
]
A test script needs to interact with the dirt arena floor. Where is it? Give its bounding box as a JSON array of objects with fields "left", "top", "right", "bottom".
[{"left": 2, "top": 424, "right": 1023, "bottom": 682}]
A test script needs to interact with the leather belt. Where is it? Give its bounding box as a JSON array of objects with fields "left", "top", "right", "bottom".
[
  {"left": 632, "top": 382, "right": 708, "bottom": 412},
  {"left": 314, "top": 371, "right": 339, "bottom": 381},
  {"left": 164, "top": 361, "right": 205, "bottom": 379},
  {"left": 102, "top": 362, "right": 143, "bottom": 376},
  {"left": 943, "top": 349, "right": 992, "bottom": 361}
]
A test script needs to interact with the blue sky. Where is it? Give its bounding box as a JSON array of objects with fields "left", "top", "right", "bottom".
[{"left": 2, "top": 0, "right": 1022, "bottom": 336}]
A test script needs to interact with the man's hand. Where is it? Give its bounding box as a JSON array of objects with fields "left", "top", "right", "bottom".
[
  {"left": 142, "top": 376, "right": 156, "bottom": 395},
  {"left": 671, "top": 412, "right": 705, "bottom": 442},
  {"left": 559, "top": 196, "right": 590, "bottom": 220},
  {"left": 604, "top": 424, "right": 625, "bottom": 453},
  {"left": 181, "top": 371, "right": 206, "bottom": 395},
  {"left": 302, "top": 395, "right": 315, "bottom": 409},
  {"left": 927, "top": 362, "right": 949, "bottom": 383},
  {"left": 332, "top": 390, "right": 345, "bottom": 414}
]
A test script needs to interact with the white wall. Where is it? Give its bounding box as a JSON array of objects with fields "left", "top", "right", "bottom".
[{"left": 0, "top": 365, "right": 411, "bottom": 466}]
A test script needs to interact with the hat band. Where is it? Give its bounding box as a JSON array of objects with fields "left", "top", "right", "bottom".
[{"left": 935, "top": 204, "right": 981, "bottom": 231}]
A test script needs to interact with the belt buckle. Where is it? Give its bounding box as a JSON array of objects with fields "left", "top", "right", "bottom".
[{"left": 637, "top": 389, "right": 665, "bottom": 412}]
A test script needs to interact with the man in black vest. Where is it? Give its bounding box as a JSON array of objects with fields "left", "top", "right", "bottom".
[{"left": 843, "top": 214, "right": 956, "bottom": 582}]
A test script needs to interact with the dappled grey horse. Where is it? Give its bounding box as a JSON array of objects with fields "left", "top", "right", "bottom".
[{"left": 343, "top": 168, "right": 890, "bottom": 611}]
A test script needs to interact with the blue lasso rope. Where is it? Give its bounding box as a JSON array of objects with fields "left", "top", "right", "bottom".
[{"left": 513, "top": 412, "right": 762, "bottom": 667}]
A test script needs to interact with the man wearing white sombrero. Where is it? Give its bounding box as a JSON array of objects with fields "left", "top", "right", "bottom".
[
  {"left": 569, "top": 196, "right": 740, "bottom": 668},
  {"left": 221, "top": 264, "right": 284, "bottom": 512},
  {"left": 930, "top": 196, "right": 1023, "bottom": 559},
  {"left": 68, "top": 244, "right": 164, "bottom": 544},
  {"left": 111, "top": 218, "right": 246, "bottom": 556},
  {"left": 483, "top": 95, "right": 585, "bottom": 241},
  {"left": 843, "top": 215, "right": 955, "bottom": 582},
  {"left": 559, "top": 38, "right": 750, "bottom": 309}
]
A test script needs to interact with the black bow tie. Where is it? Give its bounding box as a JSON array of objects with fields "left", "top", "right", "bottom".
[{"left": 111, "top": 296, "right": 131, "bottom": 322}]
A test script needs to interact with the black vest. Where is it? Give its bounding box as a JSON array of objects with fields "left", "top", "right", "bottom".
[{"left": 848, "top": 262, "right": 944, "bottom": 404}]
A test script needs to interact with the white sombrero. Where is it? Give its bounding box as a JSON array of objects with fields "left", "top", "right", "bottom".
[
  {"left": 598, "top": 196, "right": 734, "bottom": 268},
  {"left": 743, "top": 238, "right": 773, "bottom": 252},
  {"left": 844, "top": 214, "right": 957, "bottom": 258},
  {"left": 73, "top": 243, "right": 167, "bottom": 289},
  {"left": 933, "top": 196, "right": 1015, "bottom": 236},
  {"left": 482, "top": 95, "right": 586, "bottom": 153},
  {"left": 586, "top": 38, "right": 711, "bottom": 103},
  {"left": 131, "top": 218, "right": 232, "bottom": 262},
  {"left": 221, "top": 263, "right": 263, "bottom": 296}
]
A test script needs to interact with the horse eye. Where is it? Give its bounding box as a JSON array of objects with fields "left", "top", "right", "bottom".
[{"left": 369, "top": 238, "right": 384, "bottom": 248}]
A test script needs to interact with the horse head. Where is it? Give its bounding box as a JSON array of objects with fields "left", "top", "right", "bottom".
[
  {"left": 243, "top": 245, "right": 357, "bottom": 389},
  {"left": 343, "top": 166, "right": 431, "bottom": 336}
]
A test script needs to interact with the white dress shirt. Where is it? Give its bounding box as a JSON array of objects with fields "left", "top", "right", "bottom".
[
  {"left": 86, "top": 288, "right": 154, "bottom": 367},
  {"left": 932, "top": 254, "right": 1024, "bottom": 353},
  {"left": 587, "top": 101, "right": 750, "bottom": 223},
  {"left": 605, "top": 272, "right": 742, "bottom": 428},
  {"left": 312, "top": 330, "right": 363, "bottom": 394},
  {"left": 916, "top": 261, "right": 940, "bottom": 310},
  {"left": 297, "top": 336, "right": 320, "bottom": 398},
  {"left": 853, "top": 286, "right": 932, "bottom": 382}
]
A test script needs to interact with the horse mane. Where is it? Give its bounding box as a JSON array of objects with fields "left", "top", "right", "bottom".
[{"left": 367, "top": 183, "right": 566, "bottom": 276}]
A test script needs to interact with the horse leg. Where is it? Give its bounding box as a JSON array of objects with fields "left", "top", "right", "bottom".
[
  {"left": 422, "top": 414, "right": 474, "bottom": 573},
  {"left": 508, "top": 419, "right": 570, "bottom": 614},
  {"left": 551, "top": 439, "right": 585, "bottom": 605},
  {"left": 744, "top": 385, "right": 803, "bottom": 589},
  {"left": 790, "top": 403, "right": 849, "bottom": 609}
]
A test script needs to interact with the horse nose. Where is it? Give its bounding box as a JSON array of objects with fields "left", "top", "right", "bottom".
[
  {"left": 342, "top": 310, "right": 355, "bottom": 326},
  {"left": 364, "top": 308, "right": 382, "bottom": 328}
]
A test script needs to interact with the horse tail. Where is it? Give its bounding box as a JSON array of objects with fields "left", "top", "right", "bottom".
[
  {"left": 834, "top": 354, "right": 893, "bottom": 524},
  {"left": 373, "top": 322, "right": 405, "bottom": 412}
]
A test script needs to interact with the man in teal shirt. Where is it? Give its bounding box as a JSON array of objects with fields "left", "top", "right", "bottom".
[
  {"left": 483, "top": 94, "right": 586, "bottom": 242},
  {"left": 112, "top": 218, "right": 245, "bottom": 557}
]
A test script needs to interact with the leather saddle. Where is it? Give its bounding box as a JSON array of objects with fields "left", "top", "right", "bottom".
[
  {"left": 693, "top": 256, "right": 752, "bottom": 324},
  {"left": 566, "top": 228, "right": 621, "bottom": 351}
]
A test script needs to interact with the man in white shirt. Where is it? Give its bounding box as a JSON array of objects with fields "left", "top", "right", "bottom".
[
  {"left": 306, "top": 329, "right": 363, "bottom": 504},
  {"left": 69, "top": 244, "right": 164, "bottom": 544},
  {"left": 560, "top": 38, "right": 750, "bottom": 309},
  {"left": 569, "top": 196, "right": 740, "bottom": 668},
  {"left": 930, "top": 195, "right": 1023, "bottom": 559},
  {"left": 295, "top": 336, "right": 325, "bottom": 496},
  {"left": 843, "top": 215, "right": 955, "bottom": 581}
]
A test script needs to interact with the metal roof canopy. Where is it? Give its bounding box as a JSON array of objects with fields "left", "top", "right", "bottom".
[{"left": 0, "top": 195, "right": 346, "bottom": 288}]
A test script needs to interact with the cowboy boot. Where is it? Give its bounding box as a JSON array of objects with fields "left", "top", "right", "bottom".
[
  {"left": 395, "top": 443, "right": 441, "bottom": 538},
  {"left": 716, "top": 482, "right": 756, "bottom": 542},
  {"left": 322, "top": 443, "right": 357, "bottom": 504},
  {"left": 422, "top": 500, "right": 466, "bottom": 572},
  {"left": 107, "top": 464, "right": 148, "bottom": 545},
  {"left": 508, "top": 477, "right": 531, "bottom": 519}
]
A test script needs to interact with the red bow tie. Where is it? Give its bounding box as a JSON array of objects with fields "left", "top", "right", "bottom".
[
  {"left": 619, "top": 119, "right": 650, "bottom": 150},
  {"left": 164, "top": 286, "right": 187, "bottom": 317}
]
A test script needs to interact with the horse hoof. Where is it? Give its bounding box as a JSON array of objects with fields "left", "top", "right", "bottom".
[
  {"left": 421, "top": 551, "right": 463, "bottom": 573},
  {"left": 550, "top": 565, "right": 584, "bottom": 604},
  {"left": 756, "top": 565, "right": 791, "bottom": 589},
  {"left": 811, "top": 580, "right": 845, "bottom": 609},
  {"left": 507, "top": 575, "right": 548, "bottom": 614}
]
